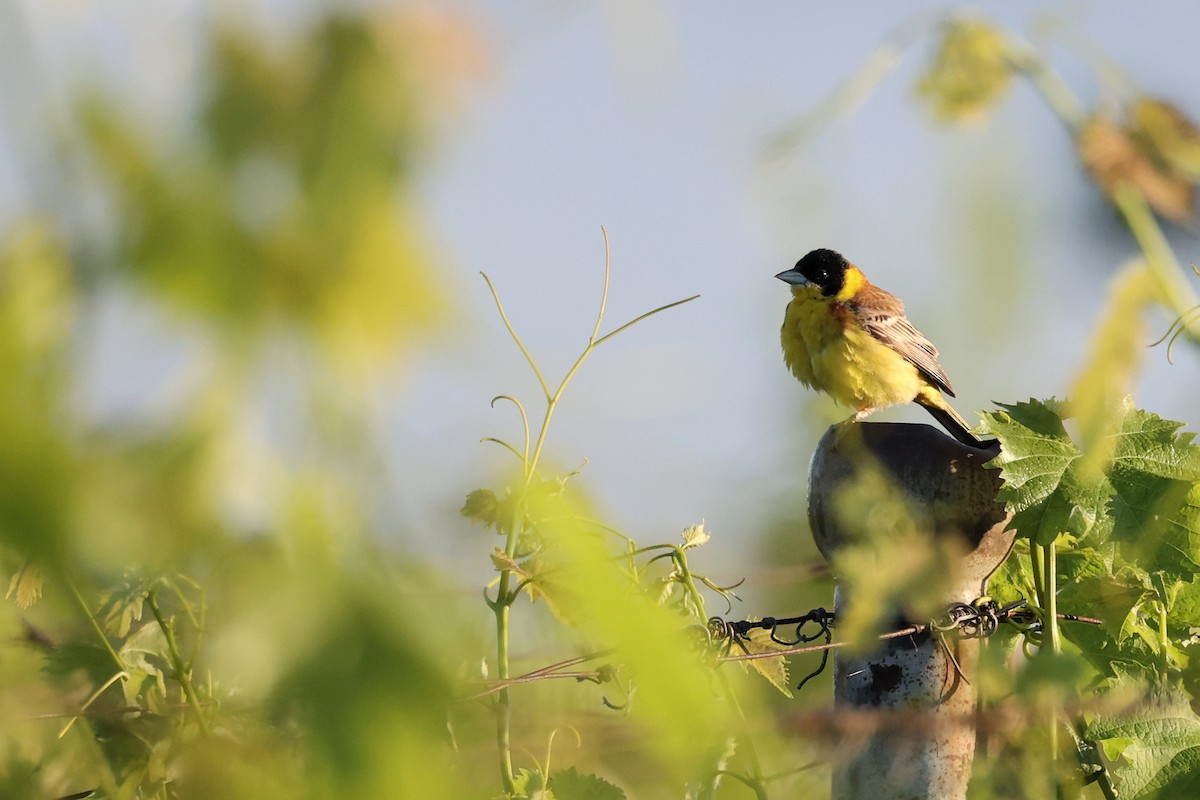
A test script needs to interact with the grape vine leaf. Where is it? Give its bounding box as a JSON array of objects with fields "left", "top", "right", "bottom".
[
  {"left": 1169, "top": 578, "right": 1200, "bottom": 628},
  {"left": 735, "top": 625, "right": 795, "bottom": 699},
  {"left": 510, "top": 767, "right": 625, "bottom": 800},
  {"left": 462, "top": 488, "right": 503, "bottom": 532},
  {"left": 1083, "top": 689, "right": 1200, "bottom": 798},
  {"left": 983, "top": 399, "right": 1078, "bottom": 511},
  {"left": 983, "top": 401, "right": 1200, "bottom": 556},
  {"left": 1106, "top": 409, "right": 1200, "bottom": 575},
  {"left": 1109, "top": 410, "right": 1200, "bottom": 480},
  {"left": 547, "top": 767, "right": 626, "bottom": 800},
  {"left": 982, "top": 399, "right": 1099, "bottom": 544}
]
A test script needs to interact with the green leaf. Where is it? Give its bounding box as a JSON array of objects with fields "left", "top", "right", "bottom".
[
  {"left": 985, "top": 402, "right": 1200, "bottom": 559},
  {"left": 735, "top": 627, "right": 795, "bottom": 699},
  {"left": 1110, "top": 474, "right": 1200, "bottom": 575},
  {"left": 680, "top": 522, "right": 711, "bottom": 551},
  {"left": 1011, "top": 490, "right": 1081, "bottom": 546},
  {"left": 120, "top": 624, "right": 168, "bottom": 674},
  {"left": 1000, "top": 397, "right": 1072, "bottom": 433},
  {"left": 1057, "top": 571, "right": 1153, "bottom": 681},
  {"left": 1012, "top": 648, "right": 1095, "bottom": 700},
  {"left": 1110, "top": 409, "right": 1200, "bottom": 480},
  {"left": 1098, "top": 735, "right": 1137, "bottom": 763},
  {"left": 986, "top": 544, "right": 1035, "bottom": 604},
  {"left": 462, "top": 488, "right": 502, "bottom": 531},
  {"left": 83, "top": 19, "right": 450, "bottom": 370},
  {"left": 1084, "top": 688, "right": 1200, "bottom": 798},
  {"left": 490, "top": 547, "right": 586, "bottom": 625},
  {"left": 1107, "top": 410, "right": 1200, "bottom": 572},
  {"left": 1117, "top": 597, "right": 1159, "bottom": 652},
  {"left": 983, "top": 399, "right": 1080, "bottom": 513},
  {"left": 983, "top": 399, "right": 1111, "bottom": 545},
  {"left": 547, "top": 767, "right": 626, "bottom": 800},
  {"left": 118, "top": 623, "right": 171, "bottom": 707},
  {"left": 489, "top": 548, "right": 522, "bottom": 574},
  {"left": 1056, "top": 545, "right": 1114, "bottom": 583},
  {"left": 1169, "top": 578, "right": 1200, "bottom": 627},
  {"left": 96, "top": 573, "right": 155, "bottom": 638},
  {"left": 512, "top": 769, "right": 556, "bottom": 800},
  {"left": 42, "top": 639, "right": 121, "bottom": 686},
  {"left": 4, "top": 561, "right": 45, "bottom": 609}
]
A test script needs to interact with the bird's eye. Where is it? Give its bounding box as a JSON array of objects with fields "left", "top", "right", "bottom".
[{"left": 814, "top": 269, "right": 827, "bottom": 282}]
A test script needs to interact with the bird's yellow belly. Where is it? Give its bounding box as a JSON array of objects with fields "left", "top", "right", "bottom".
[{"left": 781, "top": 293, "right": 922, "bottom": 411}]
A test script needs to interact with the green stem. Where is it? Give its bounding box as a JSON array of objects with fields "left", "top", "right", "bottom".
[
  {"left": 592, "top": 295, "right": 700, "bottom": 348},
  {"left": 493, "top": 590, "right": 515, "bottom": 792},
  {"left": 712, "top": 770, "right": 768, "bottom": 800},
  {"left": 66, "top": 576, "right": 124, "bottom": 674},
  {"left": 1012, "top": 37, "right": 1200, "bottom": 346},
  {"left": 1006, "top": 42, "right": 1087, "bottom": 134},
  {"left": 1040, "top": 542, "right": 1061, "bottom": 775},
  {"left": 489, "top": 373, "right": 569, "bottom": 793},
  {"left": 492, "top": 491, "right": 527, "bottom": 793},
  {"left": 1113, "top": 182, "right": 1200, "bottom": 339},
  {"left": 480, "top": 234, "right": 697, "bottom": 795},
  {"left": 165, "top": 576, "right": 204, "bottom": 672},
  {"left": 1029, "top": 544, "right": 1046, "bottom": 619},
  {"left": 1158, "top": 601, "right": 1171, "bottom": 680},
  {"left": 727, "top": 677, "right": 764, "bottom": 780},
  {"left": 481, "top": 273, "right": 551, "bottom": 402},
  {"left": 672, "top": 549, "right": 708, "bottom": 621},
  {"left": 1042, "top": 543, "right": 1061, "bottom": 655},
  {"left": 147, "top": 590, "right": 210, "bottom": 736},
  {"left": 485, "top": 258, "right": 601, "bottom": 793}
]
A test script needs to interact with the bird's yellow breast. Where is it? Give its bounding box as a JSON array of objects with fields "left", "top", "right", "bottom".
[{"left": 780, "top": 284, "right": 923, "bottom": 411}]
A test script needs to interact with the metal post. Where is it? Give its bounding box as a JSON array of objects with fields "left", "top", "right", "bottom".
[{"left": 807, "top": 422, "right": 1014, "bottom": 800}]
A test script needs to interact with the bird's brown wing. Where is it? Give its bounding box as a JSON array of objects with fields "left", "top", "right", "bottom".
[{"left": 849, "top": 283, "right": 956, "bottom": 397}]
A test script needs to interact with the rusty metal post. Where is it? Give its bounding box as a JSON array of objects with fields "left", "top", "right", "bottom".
[{"left": 807, "top": 422, "right": 1014, "bottom": 800}]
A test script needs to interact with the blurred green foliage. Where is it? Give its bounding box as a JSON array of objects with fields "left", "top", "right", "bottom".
[
  {"left": 3, "top": 7, "right": 1200, "bottom": 800},
  {"left": 915, "top": 19, "right": 1013, "bottom": 122},
  {"left": 1, "top": 10, "right": 797, "bottom": 797},
  {"left": 0, "top": 226, "right": 76, "bottom": 570},
  {"left": 81, "top": 16, "right": 446, "bottom": 370},
  {"left": 0, "top": 10, "right": 473, "bottom": 800}
]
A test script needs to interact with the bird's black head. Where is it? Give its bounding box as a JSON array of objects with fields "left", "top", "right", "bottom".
[{"left": 776, "top": 249, "right": 849, "bottom": 296}]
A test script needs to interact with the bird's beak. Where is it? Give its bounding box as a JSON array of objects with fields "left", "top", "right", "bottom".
[{"left": 775, "top": 269, "right": 809, "bottom": 287}]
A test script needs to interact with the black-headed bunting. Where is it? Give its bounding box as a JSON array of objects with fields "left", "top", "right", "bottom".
[{"left": 776, "top": 248, "right": 984, "bottom": 447}]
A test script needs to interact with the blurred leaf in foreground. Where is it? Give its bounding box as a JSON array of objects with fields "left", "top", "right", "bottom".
[
  {"left": 0, "top": 224, "right": 77, "bottom": 568},
  {"left": 827, "top": 463, "right": 962, "bottom": 646},
  {"left": 269, "top": 578, "right": 463, "bottom": 799},
  {"left": 915, "top": 19, "right": 1013, "bottom": 122},
  {"left": 1078, "top": 114, "right": 1196, "bottom": 226},
  {"left": 533, "top": 499, "right": 728, "bottom": 782},
  {"left": 81, "top": 14, "right": 463, "bottom": 374},
  {"left": 1068, "top": 260, "right": 1157, "bottom": 480},
  {"left": 1132, "top": 97, "right": 1200, "bottom": 182}
]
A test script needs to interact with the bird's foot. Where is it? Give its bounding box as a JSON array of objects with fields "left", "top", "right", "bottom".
[{"left": 849, "top": 408, "right": 876, "bottom": 423}]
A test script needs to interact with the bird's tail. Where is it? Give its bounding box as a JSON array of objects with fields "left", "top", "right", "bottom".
[{"left": 915, "top": 390, "right": 990, "bottom": 448}]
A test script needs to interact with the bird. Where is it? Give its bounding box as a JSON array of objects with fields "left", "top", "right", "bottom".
[{"left": 776, "top": 248, "right": 984, "bottom": 447}]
